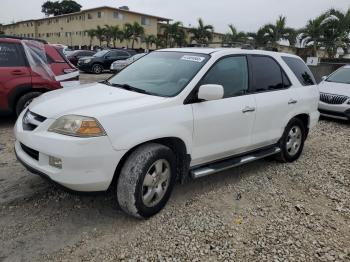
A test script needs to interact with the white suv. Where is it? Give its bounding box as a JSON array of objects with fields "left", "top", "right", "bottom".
[{"left": 14, "top": 48, "right": 320, "bottom": 218}]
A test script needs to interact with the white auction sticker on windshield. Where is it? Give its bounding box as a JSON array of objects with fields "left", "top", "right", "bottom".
[{"left": 181, "top": 55, "right": 205, "bottom": 63}]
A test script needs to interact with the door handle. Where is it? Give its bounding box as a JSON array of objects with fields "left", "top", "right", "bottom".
[
  {"left": 288, "top": 99, "right": 298, "bottom": 105},
  {"left": 11, "top": 70, "right": 25, "bottom": 76},
  {"left": 242, "top": 106, "right": 256, "bottom": 113}
]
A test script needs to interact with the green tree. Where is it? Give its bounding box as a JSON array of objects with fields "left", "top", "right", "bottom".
[
  {"left": 42, "top": 0, "right": 81, "bottom": 16},
  {"left": 104, "top": 25, "right": 121, "bottom": 48},
  {"left": 319, "top": 9, "right": 349, "bottom": 57},
  {"left": 85, "top": 29, "right": 96, "bottom": 48},
  {"left": 222, "top": 24, "right": 246, "bottom": 46},
  {"left": 262, "top": 16, "right": 296, "bottom": 47},
  {"left": 154, "top": 37, "right": 166, "bottom": 49},
  {"left": 299, "top": 17, "right": 323, "bottom": 56},
  {"left": 163, "top": 21, "right": 186, "bottom": 47},
  {"left": 189, "top": 18, "right": 214, "bottom": 47},
  {"left": 95, "top": 25, "right": 106, "bottom": 47},
  {"left": 124, "top": 22, "right": 145, "bottom": 49},
  {"left": 143, "top": 34, "right": 157, "bottom": 50}
]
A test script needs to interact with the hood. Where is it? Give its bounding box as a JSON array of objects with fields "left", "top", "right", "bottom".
[
  {"left": 318, "top": 81, "right": 350, "bottom": 97},
  {"left": 29, "top": 83, "right": 166, "bottom": 119}
]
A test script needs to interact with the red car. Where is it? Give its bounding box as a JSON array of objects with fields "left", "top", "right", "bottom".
[{"left": 0, "top": 36, "right": 79, "bottom": 116}]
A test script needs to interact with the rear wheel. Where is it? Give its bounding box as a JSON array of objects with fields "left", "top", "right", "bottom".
[
  {"left": 92, "top": 64, "right": 103, "bottom": 74},
  {"left": 116, "top": 143, "right": 176, "bottom": 219},
  {"left": 276, "top": 118, "right": 306, "bottom": 163},
  {"left": 15, "top": 92, "right": 42, "bottom": 116}
]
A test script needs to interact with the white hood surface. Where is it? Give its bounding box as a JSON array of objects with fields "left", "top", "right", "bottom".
[
  {"left": 318, "top": 81, "right": 350, "bottom": 97},
  {"left": 29, "top": 83, "right": 166, "bottom": 119}
]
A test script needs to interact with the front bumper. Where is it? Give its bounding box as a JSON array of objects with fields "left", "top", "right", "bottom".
[
  {"left": 14, "top": 111, "right": 126, "bottom": 192},
  {"left": 77, "top": 62, "right": 92, "bottom": 72},
  {"left": 318, "top": 101, "right": 350, "bottom": 120}
]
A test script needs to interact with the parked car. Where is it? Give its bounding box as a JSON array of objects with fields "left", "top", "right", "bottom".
[
  {"left": 66, "top": 50, "right": 96, "bottom": 66},
  {"left": 110, "top": 53, "right": 147, "bottom": 73},
  {"left": 0, "top": 36, "right": 79, "bottom": 116},
  {"left": 15, "top": 48, "right": 319, "bottom": 218},
  {"left": 78, "top": 49, "right": 136, "bottom": 74},
  {"left": 318, "top": 65, "right": 350, "bottom": 120}
]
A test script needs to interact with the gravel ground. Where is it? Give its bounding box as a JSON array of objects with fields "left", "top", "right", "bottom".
[{"left": 0, "top": 73, "right": 349, "bottom": 261}]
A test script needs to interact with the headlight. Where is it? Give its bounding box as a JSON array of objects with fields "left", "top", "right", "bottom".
[
  {"left": 84, "top": 59, "right": 91, "bottom": 63},
  {"left": 48, "top": 115, "right": 106, "bottom": 137}
]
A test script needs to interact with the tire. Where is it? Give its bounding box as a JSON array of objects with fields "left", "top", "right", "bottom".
[
  {"left": 276, "top": 118, "right": 306, "bottom": 163},
  {"left": 117, "top": 143, "right": 176, "bottom": 219},
  {"left": 15, "top": 92, "right": 42, "bottom": 116},
  {"left": 92, "top": 64, "right": 103, "bottom": 74}
]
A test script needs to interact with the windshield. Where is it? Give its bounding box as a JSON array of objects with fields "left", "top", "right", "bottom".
[
  {"left": 326, "top": 67, "right": 350, "bottom": 84},
  {"left": 94, "top": 50, "right": 109, "bottom": 57},
  {"left": 108, "top": 51, "right": 210, "bottom": 97}
]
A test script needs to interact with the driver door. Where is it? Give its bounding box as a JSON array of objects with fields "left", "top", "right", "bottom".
[{"left": 191, "top": 56, "right": 256, "bottom": 166}]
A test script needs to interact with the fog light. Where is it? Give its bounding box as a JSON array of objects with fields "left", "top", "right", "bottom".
[{"left": 49, "top": 156, "right": 62, "bottom": 169}]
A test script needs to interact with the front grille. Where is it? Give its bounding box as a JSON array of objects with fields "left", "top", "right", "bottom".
[
  {"left": 22, "top": 110, "right": 46, "bottom": 131},
  {"left": 20, "top": 143, "right": 39, "bottom": 161},
  {"left": 320, "top": 93, "right": 348, "bottom": 104}
]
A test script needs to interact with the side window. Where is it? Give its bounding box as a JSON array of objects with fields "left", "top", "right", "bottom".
[
  {"left": 250, "top": 56, "right": 285, "bottom": 92},
  {"left": 201, "top": 56, "right": 249, "bottom": 98},
  {"left": 116, "top": 51, "right": 130, "bottom": 57},
  {"left": 282, "top": 56, "right": 316, "bottom": 86},
  {"left": 0, "top": 43, "right": 26, "bottom": 67}
]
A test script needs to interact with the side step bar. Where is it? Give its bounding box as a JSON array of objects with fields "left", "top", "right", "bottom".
[{"left": 191, "top": 146, "right": 281, "bottom": 179}]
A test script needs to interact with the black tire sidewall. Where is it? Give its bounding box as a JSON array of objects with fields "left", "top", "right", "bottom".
[
  {"left": 92, "top": 64, "right": 103, "bottom": 74},
  {"left": 117, "top": 144, "right": 177, "bottom": 219},
  {"left": 134, "top": 147, "right": 176, "bottom": 218},
  {"left": 15, "top": 92, "right": 42, "bottom": 116},
  {"left": 280, "top": 118, "right": 306, "bottom": 162}
]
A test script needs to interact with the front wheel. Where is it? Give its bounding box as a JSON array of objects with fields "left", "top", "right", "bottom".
[
  {"left": 15, "top": 92, "right": 42, "bottom": 116},
  {"left": 276, "top": 118, "right": 306, "bottom": 163},
  {"left": 116, "top": 143, "right": 176, "bottom": 219},
  {"left": 92, "top": 64, "right": 103, "bottom": 74}
]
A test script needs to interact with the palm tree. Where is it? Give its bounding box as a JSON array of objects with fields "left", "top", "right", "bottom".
[
  {"left": 143, "top": 34, "right": 157, "bottom": 50},
  {"left": 154, "top": 37, "right": 166, "bottom": 49},
  {"left": 262, "top": 16, "right": 296, "bottom": 47},
  {"left": 95, "top": 25, "right": 106, "bottom": 47},
  {"left": 319, "top": 9, "right": 349, "bottom": 57},
  {"left": 104, "top": 25, "right": 121, "bottom": 48},
  {"left": 299, "top": 17, "right": 323, "bottom": 56},
  {"left": 222, "top": 24, "right": 246, "bottom": 46},
  {"left": 163, "top": 21, "right": 186, "bottom": 47},
  {"left": 85, "top": 29, "right": 96, "bottom": 48},
  {"left": 124, "top": 22, "right": 145, "bottom": 49},
  {"left": 189, "top": 18, "right": 214, "bottom": 47}
]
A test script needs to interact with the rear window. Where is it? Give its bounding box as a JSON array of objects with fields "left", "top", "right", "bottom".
[
  {"left": 282, "top": 56, "right": 316, "bottom": 86},
  {"left": 0, "top": 43, "right": 26, "bottom": 67}
]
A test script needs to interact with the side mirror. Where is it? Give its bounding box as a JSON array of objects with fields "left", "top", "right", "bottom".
[
  {"left": 198, "top": 84, "right": 224, "bottom": 101},
  {"left": 321, "top": 75, "right": 328, "bottom": 81}
]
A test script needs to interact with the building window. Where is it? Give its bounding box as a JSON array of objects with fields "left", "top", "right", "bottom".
[
  {"left": 141, "top": 16, "right": 151, "bottom": 26},
  {"left": 87, "top": 13, "right": 93, "bottom": 19},
  {"left": 97, "top": 11, "right": 103, "bottom": 18},
  {"left": 113, "top": 11, "right": 124, "bottom": 20}
]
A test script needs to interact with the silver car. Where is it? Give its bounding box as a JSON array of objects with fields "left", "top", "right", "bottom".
[
  {"left": 318, "top": 65, "right": 350, "bottom": 121},
  {"left": 110, "top": 53, "right": 147, "bottom": 73}
]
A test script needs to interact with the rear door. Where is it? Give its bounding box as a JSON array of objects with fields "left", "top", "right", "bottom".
[
  {"left": 104, "top": 50, "right": 130, "bottom": 69},
  {"left": 0, "top": 42, "right": 31, "bottom": 111},
  {"left": 191, "top": 55, "right": 256, "bottom": 166},
  {"left": 248, "top": 55, "right": 297, "bottom": 148}
]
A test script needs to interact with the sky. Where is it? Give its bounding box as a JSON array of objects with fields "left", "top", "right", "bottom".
[{"left": 1, "top": 0, "right": 349, "bottom": 33}]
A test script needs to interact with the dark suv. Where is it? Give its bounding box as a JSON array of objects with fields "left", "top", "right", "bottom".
[
  {"left": 0, "top": 36, "right": 78, "bottom": 116},
  {"left": 77, "top": 49, "right": 136, "bottom": 74}
]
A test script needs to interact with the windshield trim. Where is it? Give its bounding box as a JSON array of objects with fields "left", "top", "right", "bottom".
[{"left": 106, "top": 51, "right": 211, "bottom": 98}]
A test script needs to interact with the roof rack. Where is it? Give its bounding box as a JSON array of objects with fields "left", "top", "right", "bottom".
[{"left": 0, "top": 35, "right": 48, "bottom": 44}]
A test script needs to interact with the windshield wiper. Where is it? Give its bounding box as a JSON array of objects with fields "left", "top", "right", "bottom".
[{"left": 110, "top": 83, "right": 152, "bottom": 95}]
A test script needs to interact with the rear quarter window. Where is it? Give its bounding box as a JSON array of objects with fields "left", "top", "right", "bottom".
[
  {"left": 282, "top": 56, "right": 316, "bottom": 86},
  {"left": 0, "top": 43, "right": 26, "bottom": 67}
]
